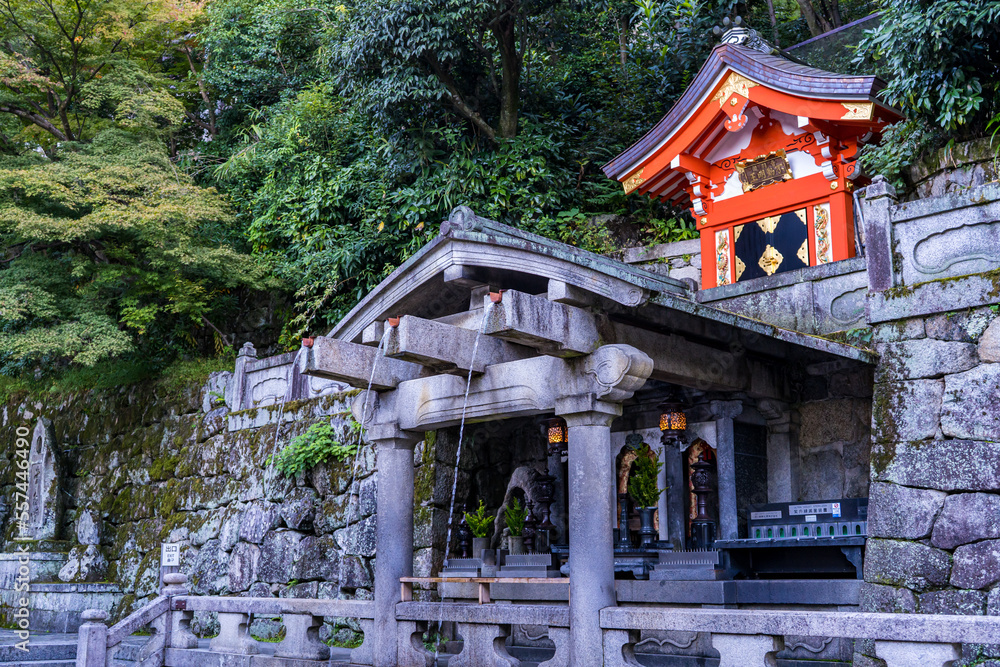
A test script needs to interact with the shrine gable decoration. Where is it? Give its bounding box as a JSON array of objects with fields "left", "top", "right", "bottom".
[{"left": 602, "top": 21, "right": 903, "bottom": 289}]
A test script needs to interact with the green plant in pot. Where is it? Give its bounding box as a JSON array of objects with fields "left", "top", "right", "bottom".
[
  {"left": 504, "top": 497, "right": 527, "bottom": 555},
  {"left": 628, "top": 443, "right": 664, "bottom": 547},
  {"left": 464, "top": 499, "right": 495, "bottom": 557}
]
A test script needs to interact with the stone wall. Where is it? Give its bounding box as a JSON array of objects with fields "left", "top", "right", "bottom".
[
  {"left": 796, "top": 362, "right": 874, "bottom": 503},
  {"left": 0, "top": 362, "right": 554, "bottom": 637},
  {"left": 857, "top": 306, "right": 1000, "bottom": 666},
  {"left": 0, "top": 379, "right": 454, "bottom": 639},
  {"left": 853, "top": 179, "right": 1000, "bottom": 666},
  {"left": 621, "top": 239, "right": 702, "bottom": 288}
]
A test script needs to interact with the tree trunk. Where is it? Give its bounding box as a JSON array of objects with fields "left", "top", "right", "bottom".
[
  {"left": 493, "top": 6, "right": 521, "bottom": 139},
  {"left": 795, "top": 0, "right": 832, "bottom": 37},
  {"left": 765, "top": 0, "right": 780, "bottom": 46},
  {"left": 618, "top": 15, "right": 630, "bottom": 70}
]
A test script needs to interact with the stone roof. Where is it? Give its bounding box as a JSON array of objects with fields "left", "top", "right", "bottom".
[{"left": 328, "top": 207, "right": 874, "bottom": 366}]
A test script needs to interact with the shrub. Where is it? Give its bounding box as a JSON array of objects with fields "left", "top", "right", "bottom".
[
  {"left": 464, "top": 500, "right": 495, "bottom": 538},
  {"left": 272, "top": 422, "right": 358, "bottom": 477}
]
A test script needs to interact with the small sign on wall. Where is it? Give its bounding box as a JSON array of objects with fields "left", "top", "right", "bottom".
[{"left": 161, "top": 543, "right": 180, "bottom": 567}]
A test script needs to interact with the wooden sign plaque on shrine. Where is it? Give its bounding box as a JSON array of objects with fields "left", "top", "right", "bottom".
[{"left": 602, "top": 21, "right": 903, "bottom": 289}]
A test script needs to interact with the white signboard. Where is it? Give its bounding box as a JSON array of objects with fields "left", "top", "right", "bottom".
[{"left": 161, "top": 543, "right": 181, "bottom": 567}]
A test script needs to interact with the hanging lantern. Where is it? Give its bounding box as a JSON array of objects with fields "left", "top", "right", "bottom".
[
  {"left": 658, "top": 397, "right": 687, "bottom": 438},
  {"left": 544, "top": 417, "right": 568, "bottom": 456}
]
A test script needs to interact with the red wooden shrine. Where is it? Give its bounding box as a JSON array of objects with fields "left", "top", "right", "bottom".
[{"left": 603, "top": 25, "right": 903, "bottom": 289}]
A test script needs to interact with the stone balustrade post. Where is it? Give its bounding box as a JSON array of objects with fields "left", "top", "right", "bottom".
[
  {"left": 274, "top": 613, "right": 330, "bottom": 660},
  {"left": 860, "top": 176, "right": 899, "bottom": 292},
  {"left": 209, "top": 612, "right": 259, "bottom": 655},
  {"left": 369, "top": 423, "right": 421, "bottom": 667},
  {"left": 350, "top": 618, "right": 376, "bottom": 666},
  {"left": 75, "top": 609, "right": 108, "bottom": 667},
  {"left": 711, "top": 634, "right": 783, "bottom": 666},
  {"left": 163, "top": 573, "right": 198, "bottom": 650},
  {"left": 603, "top": 628, "right": 644, "bottom": 667},
  {"left": 449, "top": 622, "right": 519, "bottom": 667},
  {"left": 396, "top": 620, "right": 434, "bottom": 667},
  {"left": 875, "top": 640, "right": 960, "bottom": 667}
]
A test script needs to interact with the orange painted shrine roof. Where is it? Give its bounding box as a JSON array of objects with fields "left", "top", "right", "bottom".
[{"left": 602, "top": 42, "right": 903, "bottom": 200}]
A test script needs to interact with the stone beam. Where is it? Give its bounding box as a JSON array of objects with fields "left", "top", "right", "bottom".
[
  {"left": 302, "top": 336, "right": 425, "bottom": 391},
  {"left": 385, "top": 315, "right": 534, "bottom": 373},
  {"left": 483, "top": 289, "right": 601, "bottom": 357},
  {"left": 609, "top": 322, "right": 746, "bottom": 393},
  {"left": 373, "top": 344, "right": 651, "bottom": 431}
]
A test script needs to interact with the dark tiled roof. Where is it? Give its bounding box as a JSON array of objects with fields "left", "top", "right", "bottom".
[{"left": 602, "top": 44, "right": 891, "bottom": 180}]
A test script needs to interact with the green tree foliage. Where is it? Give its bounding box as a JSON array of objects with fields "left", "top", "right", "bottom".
[
  {"left": 855, "top": 0, "right": 1000, "bottom": 185},
  {"left": 0, "top": 130, "right": 268, "bottom": 372},
  {"left": 206, "top": 0, "right": 712, "bottom": 341},
  {"left": 0, "top": 0, "right": 197, "bottom": 146}
]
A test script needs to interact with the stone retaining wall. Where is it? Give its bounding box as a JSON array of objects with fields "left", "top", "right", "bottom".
[
  {"left": 0, "top": 381, "right": 451, "bottom": 640},
  {"left": 854, "top": 179, "right": 1000, "bottom": 667}
]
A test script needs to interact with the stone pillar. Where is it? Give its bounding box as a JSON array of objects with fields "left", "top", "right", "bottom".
[
  {"left": 861, "top": 176, "right": 898, "bottom": 292},
  {"left": 228, "top": 342, "right": 257, "bottom": 411},
  {"left": 656, "top": 441, "right": 669, "bottom": 541},
  {"left": 664, "top": 439, "right": 686, "bottom": 550},
  {"left": 548, "top": 449, "right": 568, "bottom": 545},
  {"left": 711, "top": 401, "right": 743, "bottom": 541},
  {"left": 558, "top": 403, "right": 619, "bottom": 667},
  {"left": 370, "top": 426, "right": 421, "bottom": 667},
  {"left": 758, "top": 400, "right": 799, "bottom": 503}
]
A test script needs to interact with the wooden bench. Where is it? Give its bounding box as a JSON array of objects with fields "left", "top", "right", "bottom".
[{"left": 399, "top": 577, "right": 569, "bottom": 605}]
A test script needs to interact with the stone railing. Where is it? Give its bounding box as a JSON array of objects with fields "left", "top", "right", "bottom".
[
  {"left": 77, "top": 574, "right": 375, "bottom": 666},
  {"left": 394, "top": 601, "right": 569, "bottom": 667},
  {"left": 864, "top": 178, "right": 1000, "bottom": 322},
  {"left": 601, "top": 606, "right": 1000, "bottom": 667}
]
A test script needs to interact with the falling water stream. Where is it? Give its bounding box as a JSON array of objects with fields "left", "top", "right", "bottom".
[
  {"left": 344, "top": 325, "right": 393, "bottom": 553},
  {"left": 433, "top": 300, "right": 494, "bottom": 664},
  {"left": 328, "top": 326, "right": 391, "bottom": 666},
  {"left": 262, "top": 346, "right": 308, "bottom": 495}
]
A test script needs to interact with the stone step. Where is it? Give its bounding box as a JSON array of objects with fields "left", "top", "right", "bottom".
[
  {"left": 0, "top": 660, "right": 76, "bottom": 667},
  {"left": 0, "top": 643, "right": 74, "bottom": 662}
]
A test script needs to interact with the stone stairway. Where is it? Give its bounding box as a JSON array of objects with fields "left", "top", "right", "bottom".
[
  {"left": 0, "top": 630, "right": 77, "bottom": 666},
  {"left": 0, "top": 630, "right": 149, "bottom": 666}
]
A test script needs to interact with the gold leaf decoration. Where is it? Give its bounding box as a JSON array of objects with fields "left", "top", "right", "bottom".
[
  {"left": 841, "top": 102, "right": 874, "bottom": 120},
  {"left": 735, "top": 256, "right": 746, "bottom": 281},
  {"left": 756, "top": 216, "right": 780, "bottom": 234},
  {"left": 797, "top": 239, "right": 809, "bottom": 265},
  {"left": 795, "top": 208, "right": 807, "bottom": 224},
  {"left": 734, "top": 224, "right": 744, "bottom": 242},
  {"left": 758, "top": 245, "right": 783, "bottom": 276},
  {"left": 711, "top": 72, "right": 759, "bottom": 108},
  {"left": 622, "top": 168, "right": 646, "bottom": 194}
]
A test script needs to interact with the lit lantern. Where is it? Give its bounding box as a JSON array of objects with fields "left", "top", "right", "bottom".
[
  {"left": 658, "top": 398, "right": 687, "bottom": 440},
  {"left": 545, "top": 417, "right": 568, "bottom": 456}
]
